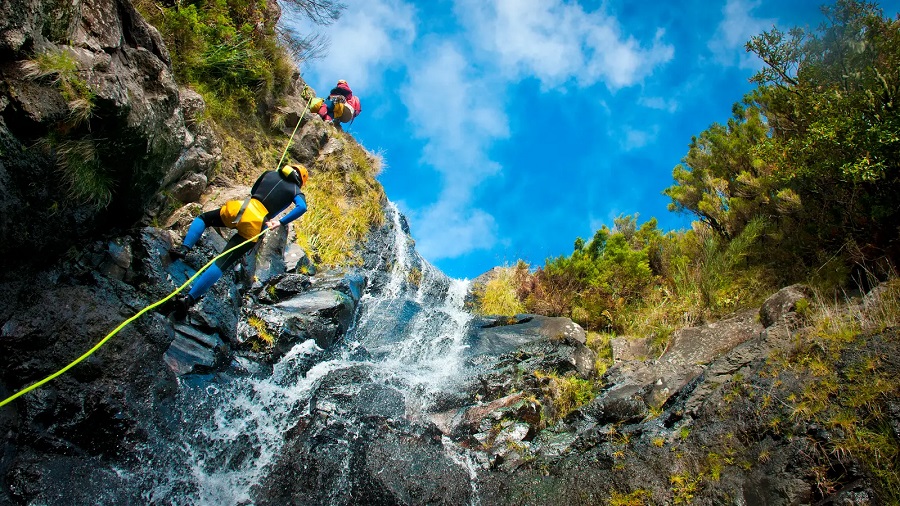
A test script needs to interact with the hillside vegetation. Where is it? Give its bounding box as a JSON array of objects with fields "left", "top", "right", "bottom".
[
  {"left": 131, "top": 0, "right": 385, "bottom": 265},
  {"left": 468, "top": 2, "right": 900, "bottom": 499},
  {"left": 474, "top": 0, "right": 899, "bottom": 338}
]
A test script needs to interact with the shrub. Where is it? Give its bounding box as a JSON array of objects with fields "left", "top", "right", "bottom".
[
  {"left": 475, "top": 267, "right": 525, "bottom": 316},
  {"left": 534, "top": 370, "right": 596, "bottom": 425}
]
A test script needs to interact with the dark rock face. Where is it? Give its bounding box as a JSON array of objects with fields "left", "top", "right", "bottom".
[
  {"left": 0, "top": 220, "right": 376, "bottom": 504},
  {"left": 472, "top": 286, "right": 900, "bottom": 506},
  {"left": 0, "top": 0, "right": 219, "bottom": 269},
  {"left": 254, "top": 365, "right": 473, "bottom": 506}
]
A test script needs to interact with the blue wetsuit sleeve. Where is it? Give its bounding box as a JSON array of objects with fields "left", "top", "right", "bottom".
[{"left": 278, "top": 194, "right": 307, "bottom": 225}]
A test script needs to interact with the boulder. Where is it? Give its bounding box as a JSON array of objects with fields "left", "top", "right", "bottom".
[
  {"left": 286, "top": 114, "right": 330, "bottom": 165},
  {"left": 245, "top": 224, "right": 288, "bottom": 288},
  {"left": 466, "top": 314, "right": 595, "bottom": 379},
  {"left": 162, "top": 324, "right": 227, "bottom": 376},
  {"left": 168, "top": 172, "right": 208, "bottom": 204},
  {"left": 759, "top": 283, "right": 812, "bottom": 328},
  {"left": 275, "top": 290, "right": 355, "bottom": 334}
]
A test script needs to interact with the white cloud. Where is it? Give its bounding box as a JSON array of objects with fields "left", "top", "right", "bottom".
[
  {"left": 399, "top": 42, "right": 509, "bottom": 260},
  {"left": 709, "top": 0, "right": 775, "bottom": 68},
  {"left": 402, "top": 43, "right": 508, "bottom": 166},
  {"left": 286, "top": 0, "right": 417, "bottom": 91},
  {"left": 455, "top": 0, "right": 674, "bottom": 90},
  {"left": 639, "top": 96, "right": 679, "bottom": 113},
  {"left": 407, "top": 202, "right": 497, "bottom": 261},
  {"left": 621, "top": 128, "right": 652, "bottom": 151}
]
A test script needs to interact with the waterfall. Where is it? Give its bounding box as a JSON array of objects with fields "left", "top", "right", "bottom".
[
  {"left": 382, "top": 201, "right": 410, "bottom": 299},
  {"left": 147, "top": 201, "right": 478, "bottom": 504}
]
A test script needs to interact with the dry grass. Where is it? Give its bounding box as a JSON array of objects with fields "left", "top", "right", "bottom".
[
  {"left": 474, "top": 267, "right": 526, "bottom": 316},
  {"left": 292, "top": 137, "right": 385, "bottom": 268},
  {"left": 776, "top": 278, "right": 900, "bottom": 502},
  {"left": 534, "top": 370, "right": 595, "bottom": 425}
]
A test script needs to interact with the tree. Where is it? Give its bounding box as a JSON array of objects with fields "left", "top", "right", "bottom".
[
  {"left": 663, "top": 99, "right": 785, "bottom": 242},
  {"left": 666, "top": 0, "right": 900, "bottom": 282},
  {"left": 748, "top": 0, "right": 900, "bottom": 273}
]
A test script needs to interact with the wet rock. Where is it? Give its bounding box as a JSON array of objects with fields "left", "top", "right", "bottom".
[
  {"left": 97, "top": 237, "right": 136, "bottom": 282},
  {"left": 466, "top": 314, "right": 595, "bottom": 379},
  {"left": 254, "top": 364, "right": 472, "bottom": 505},
  {"left": 254, "top": 273, "right": 312, "bottom": 303},
  {"left": 312, "top": 269, "right": 367, "bottom": 303},
  {"left": 575, "top": 395, "right": 649, "bottom": 426},
  {"left": 432, "top": 392, "right": 540, "bottom": 438},
  {"left": 0, "top": 0, "right": 203, "bottom": 268},
  {"left": 164, "top": 336, "right": 217, "bottom": 376},
  {"left": 238, "top": 298, "right": 345, "bottom": 360},
  {"left": 162, "top": 324, "right": 227, "bottom": 376},
  {"left": 283, "top": 241, "right": 313, "bottom": 273},
  {"left": 275, "top": 289, "right": 355, "bottom": 334},
  {"left": 245, "top": 224, "right": 287, "bottom": 288}
]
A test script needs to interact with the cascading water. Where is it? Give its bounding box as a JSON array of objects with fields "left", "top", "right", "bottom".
[{"left": 145, "top": 202, "right": 479, "bottom": 504}]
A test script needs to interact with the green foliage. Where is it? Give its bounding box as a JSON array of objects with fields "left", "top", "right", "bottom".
[
  {"left": 525, "top": 215, "right": 656, "bottom": 332},
  {"left": 136, "top": 0, "right": 295, "bottom": 124},
  {"left": 669, "top": 471, "right": 703, "bottom": 504},
  {"left": 666, "top": 0, "right": 900, "bottom": 286},
  {"left": 664, "top": 99, "right": 780, "bottom": 242},
  {"left": 749, "top": 2, "right": 900, "bottom": 273},
  {"left": 694, "top": 217, "right": 771, "bottom": 311},
  {"left": 534, "top": 371, "right": 596, "bottom": 425},
  {"left": 475, "top": 267, "right": 525, "bottom": 316}
]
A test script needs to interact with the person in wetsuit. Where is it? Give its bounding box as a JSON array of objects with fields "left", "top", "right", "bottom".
[{"left": 168, "top": 164, "right": 309, "bottom": 319}]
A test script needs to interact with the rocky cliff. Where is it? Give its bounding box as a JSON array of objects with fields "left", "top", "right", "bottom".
[{"left": 1, "top": 0, "right": 898, "bottom": 504}]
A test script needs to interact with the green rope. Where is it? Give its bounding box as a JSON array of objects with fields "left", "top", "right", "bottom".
[
  {"left": 275, "top": 92, "right": 314, "bottom": 173},
  {"left": 0, "top": 91, "right": 318, "bottom": 408}
]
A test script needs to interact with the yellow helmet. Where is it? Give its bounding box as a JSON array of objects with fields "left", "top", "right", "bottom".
[{"left": 281, "top": 164, "right": 309, "bottom": 187}]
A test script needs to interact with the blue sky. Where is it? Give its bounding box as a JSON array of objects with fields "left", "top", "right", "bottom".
[{"left": 285, "top": 0, "right": 900, "bottom": 280}]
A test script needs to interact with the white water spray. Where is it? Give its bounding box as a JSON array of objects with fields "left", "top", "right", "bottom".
[{"left": 152, "top": 201, "right": 480, "bottom": 503}]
